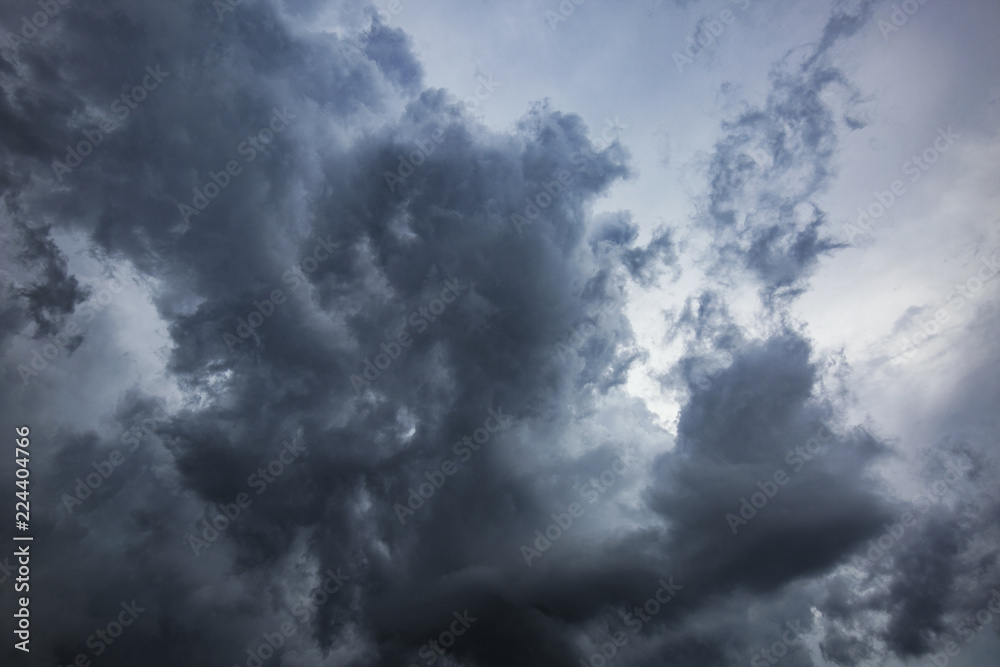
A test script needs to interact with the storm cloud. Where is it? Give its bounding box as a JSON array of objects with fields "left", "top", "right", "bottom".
[{"left": 0, "top": 1, "right": 997, "bottom": 666}]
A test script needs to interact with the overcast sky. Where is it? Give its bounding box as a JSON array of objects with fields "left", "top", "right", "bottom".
[{"left": 1, "top": 1, "right": 998, "bottom": 666}]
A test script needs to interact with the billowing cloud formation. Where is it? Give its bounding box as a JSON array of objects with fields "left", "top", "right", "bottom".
[{"left": 0, "top": 1, "right": 997, "bottom": 666}]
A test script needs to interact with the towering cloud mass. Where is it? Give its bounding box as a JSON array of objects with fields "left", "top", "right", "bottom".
[{"left": 0, "top": 1, "right": 997, "bottom": 666}]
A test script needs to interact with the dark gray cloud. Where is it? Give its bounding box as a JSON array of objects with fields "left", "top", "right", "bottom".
[{"left": 0, "top": 1, "right": 996, "bottom": 666}]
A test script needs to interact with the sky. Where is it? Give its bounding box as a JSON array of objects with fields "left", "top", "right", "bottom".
[{"left": 0, "top": 1, "right": 998, "bottom": 666}]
